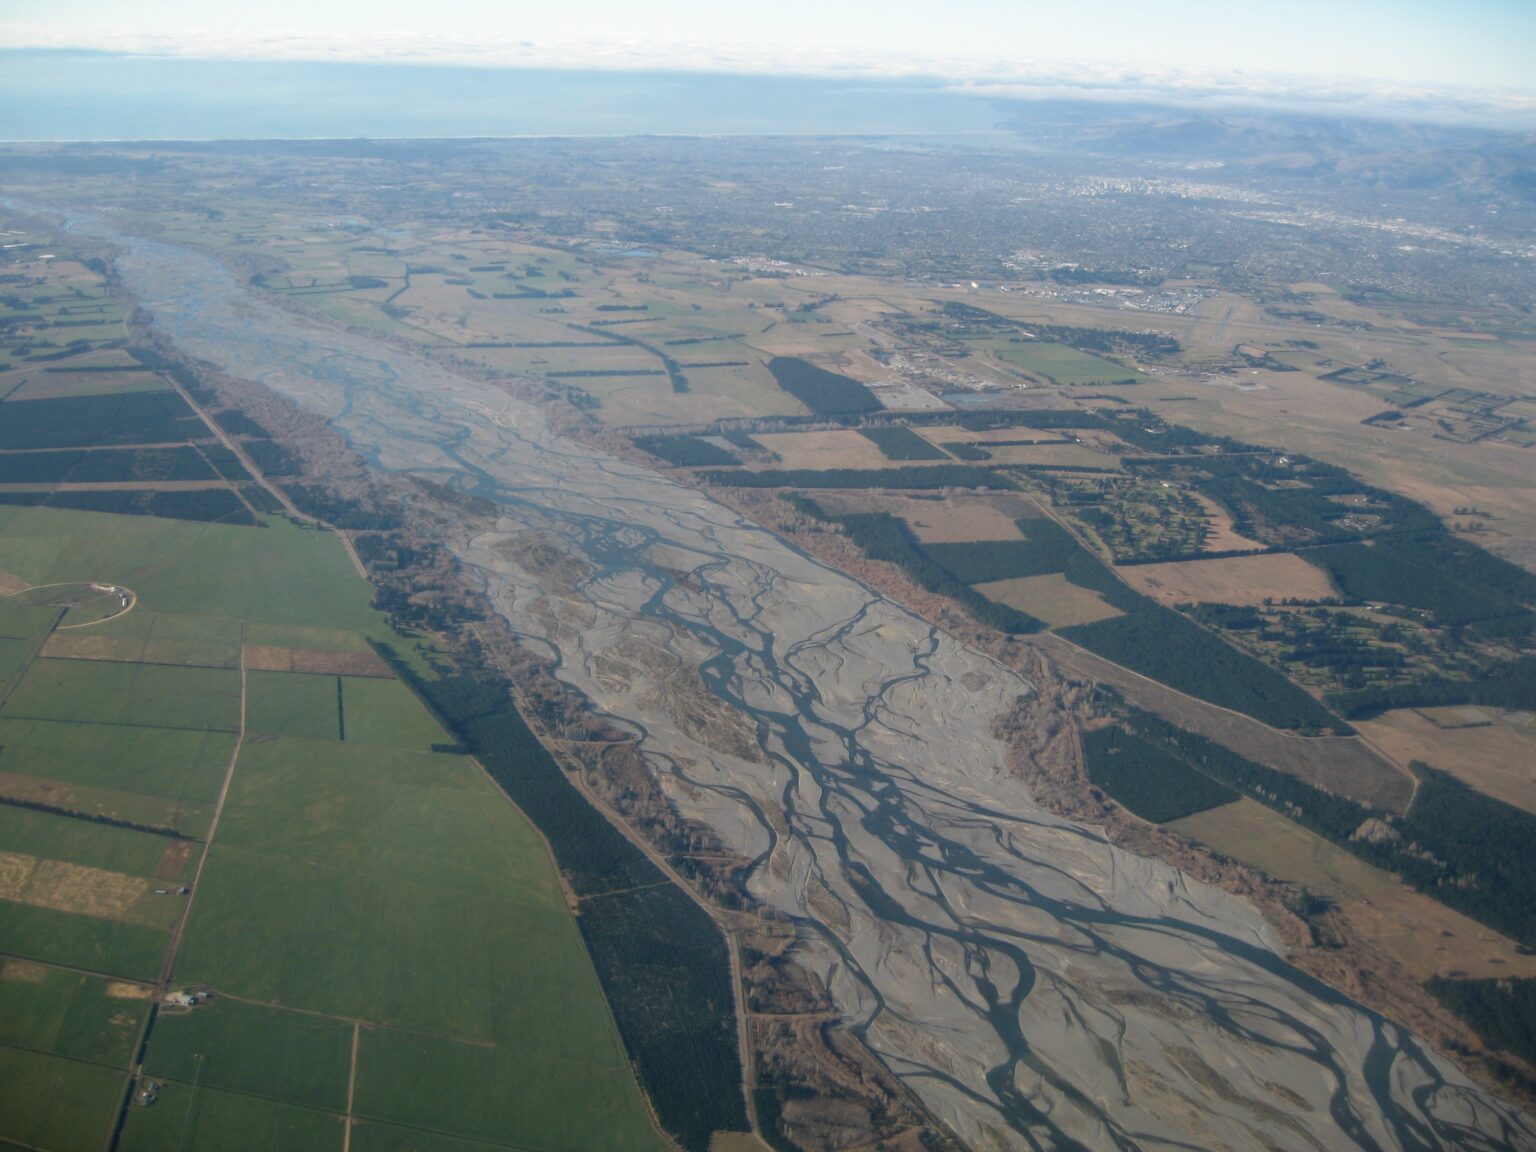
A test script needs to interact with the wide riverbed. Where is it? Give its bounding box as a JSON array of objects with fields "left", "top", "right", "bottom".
[{"left": 75, "top": 215, "right": 1536, "bottom": 1151}]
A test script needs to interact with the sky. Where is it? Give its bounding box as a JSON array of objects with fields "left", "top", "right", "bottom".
[{"left": 2, "top": 0, "right": 1533, "bottom": 126}]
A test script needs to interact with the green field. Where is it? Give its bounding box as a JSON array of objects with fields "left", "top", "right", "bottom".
[
  {"left": 0, "top": 803, "right": 178, "bottom": 879},
  {"left": 0, "top": 964, "right": 149, "bottom": 1065},
  {"left": 55, "top": 609, "right": 245, "bottom": 668},
  {"left": 0, "top": 506, "right": 380, "bottom": 635},
  {"left": 176, "top": 737, "right": 630, "bottom": 1045},
  {"left": 0, "top": 502, "right": 667, "bottom": 1152},
  {"left": 144, "top": 998, "right": 352, "bottom": 1112},
  {"left": 0, "top": 1046, "right": 127, "bottom": 1152},
  {"left": 355, "top": 1028, "right": 658, "bottom": 1152},
  {"left": 0, "top": 719, "right": 231, "bottom": 836},
  {"left": 995, "top": 340, "right": 1145, "bottom": 385},
  {"left": 0, "top": 600, "right": 63, "bottom": 639},
  {"left": 247, "top": 670, "right": 341, "bottom": 740},
  {"left": 338, "top": 676, "right": 447, "bottom": 748},
  {"left": 3, "top": 657, "right": 241, "bottom": 731},
  {"left": 0, "top": 635, "right": 35, "bottom": 692},
  {"left": 118, "top": 1081, "right": 344, "bottom": 1152},
  {"left": 0, "top": 902, "right": 169, "bottom": 981},
  {"left": 349, "top": 1123, "right": 528, "bottom": 1152}
]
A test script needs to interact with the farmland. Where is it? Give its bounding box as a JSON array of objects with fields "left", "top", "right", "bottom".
[
  {"left": 5, "top": 130, "right": 1536, "bottom": 1141},
  {"left": 1166, "top": 799, "right": 1536, "bottom": 980},
  {"left": 0, "top": 499, "right": 669, "bottom": 1152},
  {"left": 1122, "top": 551, "right": 1337, "bottom": 607},
  {"left": 995, "top": 339, "right": 1147, "bottom": 385}
]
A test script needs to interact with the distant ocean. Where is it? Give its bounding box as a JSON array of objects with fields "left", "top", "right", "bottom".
[{"left": 0, "top": 52, "right": 1008, "bottom": 140}]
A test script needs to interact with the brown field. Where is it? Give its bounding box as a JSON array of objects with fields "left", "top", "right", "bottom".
[
  {"left": 2, "top": 958, "right": 49, "bottom": 983},
  {"left": 743, "top": 325, "right": 870, "bottom": 359},
  {"left": 977, "top": 442, "right": 1122, "bottom": 470},
  {"left": 1168, "top": 799, "right": 1536, "bottom": 980},
  {"left": 0, "top": 851, "right": 147, "bottom": 919},
  {"left": 27, "top": 859, "right": 147, "bottom": 919},
  {"left": 1417, "top": 706, "right": 1496, "bottom": 729},
  {"left": 242, "top": 643, "right": 392, "bottom": 677},
  {"left": 1432, "top": 330, "right": 1499, "bottom": 342},
  {"left": 0, "top": 850, "right": 35, "bottom": 900},
  {"left": 240, "top": 623, "right": 374, "bottom": 653},
  {"left": 751, "top": 430, "right": 903, "bottom": 471},
  {"left": 902, "top": 498, "right": 1034, "bottom": 543},
  {"left": 1358, "top": 709, "right": 1536, "bottom": 816},
  {"left": 105, "top": 981, "right": 153, "bottom": 1000},
  {"left": 153, "top": 840, "right": 196, "bottom": 882},
  {"left": 1118, "top": 552, "right": 1337, "bottom": 607},
  {"left": 810, "top": 492, "right": 1035, "bottom": 542},
  {"left": 924, "top": 422, "right": 1087, "bottom": 446},
  {"left": 975, "top": 573, "right": 1124, "bottom": 628},
  {"left": 1121, "top": 328, "right": 1536, "bottom": 567},
  {"left": 1191, "top": 494, "right": 1265, "bottom": 553},
  {"left": 0, "top": 569, "right": 27, "bottom": 595}
]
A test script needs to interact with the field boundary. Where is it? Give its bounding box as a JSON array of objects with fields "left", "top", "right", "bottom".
[{"left": 104, "top": 632, "right": 248, "bottom": 1152}]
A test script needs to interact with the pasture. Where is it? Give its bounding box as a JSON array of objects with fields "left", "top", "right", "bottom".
[
  {"left": 975, "top": 573, "right": 1124, "bottom": 628},
  {"left": 0, "top": 900, "right": 168, "bottom": 980},
  {"left": 335, "top": 676, "right": 448, "bottom": 748},
  {"left": 2, "top": 366, "right": 168, "bottom": 402},
  {"left": 1168, "top": 798, "right": 1536, "bottom": 980},
  {"left": 246, "top": 670, "right": 341, "bottom": 741},
  {"left": 0, "top": 960, "right": 149, "bottom": 1065},
  {"left": 0, "top": 1046, "right": 127, "bottom": 1152},
  {"left": 145, "top": 998, "right": 352, "bottom": 1112},
  {"left": 172, "top": 732, "right": 666, "bottom": 1148},
  {"left": 979, "top": 441, "right": 1122, "bottom": 469},
  {"left": 1120, "top": 552, "right": 1337, "bottom": 608},
  {"left": 3, "top": 657, "right": 240, "bottom": 731},
  {"left": 0, "top": 507, "right": 378, "bottom": 634},
  {"left": 0, "top": 719, "right": 232, "bottom": 837},
  {"left": 751, "top": 430, "right": 896, "bottom": 471},
  {"left": 118, "top": 1082, "right": 344, "bottom": 1152},
  {"left": 1358, "top": 708, "right": 1536, "bottom": 817},
  {"left": 42, "top": 609, "right": 243, "bottom": 668},
  {"left": 355, "top": 1027, "right": 659, "bottom": 1152},
  {"left": 992, "top": 340, "right": 1145, "bottom": 386},
  {"left": 811, "top": 491, "right": 1037, "bottom": 543},
  {"left": 0, "top": 501, "right": 666, "bottom": 1151}
]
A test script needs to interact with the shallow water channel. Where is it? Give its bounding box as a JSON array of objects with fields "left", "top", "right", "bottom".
[{"left": 66, "top": 214, "right": 1536, "bottom": 1151}]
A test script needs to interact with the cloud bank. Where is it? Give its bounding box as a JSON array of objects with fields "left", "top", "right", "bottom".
[{"left": 4, "top": 23, "right": 1533, "bottom": 128}]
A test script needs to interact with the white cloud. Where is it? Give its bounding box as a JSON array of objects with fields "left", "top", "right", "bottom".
[{"left": 4, "top": 22, "right": 1533, "bottom": 128}]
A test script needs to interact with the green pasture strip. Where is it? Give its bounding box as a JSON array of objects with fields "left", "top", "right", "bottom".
[
  {"left": 117, "top": 1081, "right": 345, "bottom": 1152},
  {"left": 0, "top": 719, "right": 233, "bottom": 806},
  {"left": 3, "top": 657, "right": 240, "bottom": 732},
  {"left": 0, "top": 1046, "right": 127, "bottom": 1152},
  {"left": 338, "top": 676, "right": 447, "bottom": 748},
  {"left": 142, "top": 998, "right": 352, "bottom": 1113},
  {"left": 0, "top": 803, "right": 177, "bottom": 877},
  {"left": 0, "top": 964, "right": 149, "bottom": 1066},
  {"left": 0, "top": 902, "right": 168, "bottom": 982},
  {"left": 354, "top": 1027, "right": 662, "bottom": 1152},
  {"left": 246, "top": 670, "right": 341, "bottom": 741}
]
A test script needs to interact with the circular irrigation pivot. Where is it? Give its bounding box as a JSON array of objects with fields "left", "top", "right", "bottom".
[{"left": 6, "top": 581, "right": 138, "bottom": 628}]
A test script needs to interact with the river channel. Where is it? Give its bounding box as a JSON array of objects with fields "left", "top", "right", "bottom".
[{"left": 67, "top": 215, "right": 1536, "bottom": 1151}]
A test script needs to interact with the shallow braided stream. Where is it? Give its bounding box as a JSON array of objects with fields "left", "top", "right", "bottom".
[{"left": 67, "top": 213, "right": 1536, "bottom": 1151}]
